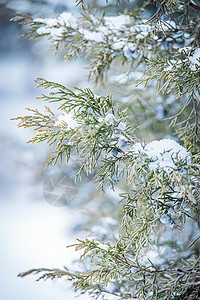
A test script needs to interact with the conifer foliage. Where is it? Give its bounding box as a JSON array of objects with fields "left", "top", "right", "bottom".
[{"left": 13, "top": 1, "right": 200, "bottom": 299}]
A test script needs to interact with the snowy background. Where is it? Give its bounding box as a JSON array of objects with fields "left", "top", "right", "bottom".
[{"left": 0, "top": 1, "right": 90, "bottom": 299}]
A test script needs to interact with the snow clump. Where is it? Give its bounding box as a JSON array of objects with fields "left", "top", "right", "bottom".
[
  {"left": 130, "top": 138, "right": 191, "bottom": 174},
  {"left": 79, "top": 28, "right": 105, "bottom": 43},
  {"left": 123, "top": 43, "right": 139, "bottom": 59},
  {"left": 34, "top": 12, "right": 77, "bottom": 41},
  {"left": 54, "top": 112, "right": 80, "bottom": 129},
  {"left": 104, "top": 15, "right": 130, "bottom": 32},
  {"left": 188, "top": 48, "right": 200, "bottom": 71}
]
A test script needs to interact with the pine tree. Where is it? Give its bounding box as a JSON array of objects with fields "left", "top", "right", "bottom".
[{"left": 12, "top": 1, "right": 200, "bottom": 299}]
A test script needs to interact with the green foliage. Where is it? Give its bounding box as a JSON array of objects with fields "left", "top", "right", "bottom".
[
  {"left": 12, "top": 0, "right": 200, "bottom": 299},
  {"left": 18, "top": 240, "right": 200, "bottom": 299},
  {"left": 13, "top": 78, "right": 131, "bottom": 175}
]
